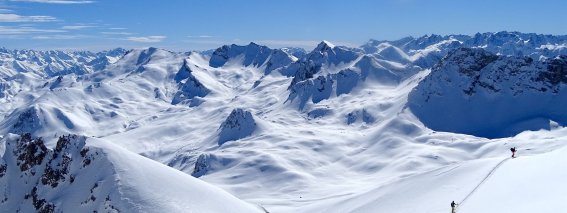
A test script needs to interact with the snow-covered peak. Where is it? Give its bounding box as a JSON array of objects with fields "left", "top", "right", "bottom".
[
  {"left": 121, "top": 47, "right": 168, "bottom": 66},
  {"left": 209, "top": 43, "right": 271, "bottom": 68},
  {"left": 172, "top": 59, "right": 211, "bottom": 105},
  {"left": 0, "top": 134, "right": 264, "bottom": 212},
  {"left": 314, "top": 40, "right": 336, "bottom": 52},
  {"left": 308, "top": 40, "right": 362, "bottom": 63},
  {"left": 218, "top": 109, "right": 257, "bottom": 145},
  {"left": 209, "top": 42, "right": 296, "bottom": 74},
  {"left": 371, "top": 43, "right": 412, "bottom": 64},
  {"left": 98, "top": 47, "right": 180, "bottom": 78},
  {"left": 263, "top": 48, "right": 298, "bottom": 74}
]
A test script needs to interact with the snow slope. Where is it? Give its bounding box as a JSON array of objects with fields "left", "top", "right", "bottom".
[
  {"left": 460, "top": 146, "right": 567, "bottom": 213},
  {"left": 0, "top": 134, "right": 263, "bottom": 213},
  {"left": 286, "top": 140, "right": 567, "bottom": 213}
]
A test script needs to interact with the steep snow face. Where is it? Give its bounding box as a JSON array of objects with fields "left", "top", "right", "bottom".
[
  {"left": 0, "top": 103, "right": 89, "bottom": 138},
  {"left": 264, "top": 49, "right": 298, "bottom": 74},
  {"left": 209, "top": 42, "right": 296, "bottom": 74},
  {"left": 281, "top": 47, "right": 307, "bottom": 59},
  {"left": 409, "top": 48, "right": 567, "bottom": 138},
  {"left": 370, "top": 36, "right": 464, "bottom": 68},
  {"left": 305, "top": 41, "right": 362, "bottom": 68},
  {"left": 104, "top": 47, "right": 176, "bottom": 74},
  {"left": 369, "top": 43, "right": 412, "bottom": 64},
  {"left": 171, "top": 60, "right": 210, "bottom": 105},
  {"left": 286, "top": 41, "right": 415, "bottom": 109},
  {"left": 6, "top": 107, "right": 43, "bottom": 135},
  {"left": 285, "top": 41, "right": 363, "bottom": 80},
  {"left": 362, "top": 34, "right": 465, "bottom": 68},
  {"left": 218, "top": 109, "right": 257, "bottom": 145},
  {"left": 285, "top": 41, "right": 364, "bottom": 99},
  {"left": 0, "top": 134, "right": 263, "bottom": 213},
  {"left": 0, "top": 48, "right": 126, "bottom": 78},
  {"left": 209, "top": 43, "right": 269, "bottom": 68}
]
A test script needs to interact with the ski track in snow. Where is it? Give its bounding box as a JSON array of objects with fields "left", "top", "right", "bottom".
[{"left": 458, "top": 157, "right": 510, "bottom": 210}]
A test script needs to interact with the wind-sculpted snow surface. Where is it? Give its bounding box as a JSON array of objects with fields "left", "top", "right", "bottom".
[
  {"left": 286, "top": 41, "right": 416, "bottom": 109},
  {"left": 0, "top": 31, "right": 567, "bottom": 213},
  {"left": 0, "top": 134, "right": 263, "bottom": 213},
  {"left": 409, "top": 48, "right": 567, "bottom": 138}
]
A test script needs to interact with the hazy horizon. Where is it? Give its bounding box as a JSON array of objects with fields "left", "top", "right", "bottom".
[{"left": 1, "top": 0, "right": 567, "bottom": 51}]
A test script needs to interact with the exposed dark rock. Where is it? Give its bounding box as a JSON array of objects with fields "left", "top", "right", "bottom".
[
  {"left": 80, "top": 147, "right": 89, "bottom": 158},
  {"left": 409, "top": 48, "right": 567, "bottom": 138},
  {"left": 218, "top": 109, "right": 257, "bottom": 145},
  {"left": 191, "top": 154, "right": 210, "bottom": 178},
  {"left": 14, "top": 133, "right": 48, "bottom": 172},
  {"left": 537, "top": 55, "right": 567, "bottom": 85},
  {"left": 41, "top": 154, "right": 71, "bottom": 187},
  {"left": 31, "top": 186, "right": 55, "bottom": 213},
  {"left": 12, "top": 108, "right": 41, "bottom": 135},
  {"left": 0, "top": 163, "right": 6, "bottom": 178}
]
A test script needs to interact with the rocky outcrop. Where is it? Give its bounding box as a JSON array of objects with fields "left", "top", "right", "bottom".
[
  {"left": 346, "top": 109, "right": 375, "bottom": 125},
  {"left": 0, "top": 134, "right": 119, "bottom": 213},
  {"left": 171, "top": 60, "right": 210, "bottom": 105},
  {"left": 218, "top": 109, "right": 256, "bottom": 145},
  {"left": 285, "top": 49, "right": 403, "bottom": 110},
  {"left": 408, "top": 48, "right": 567, "bottom": 138},
  {"left": 11, "top": 107, "right": 42, "bottom": 135}
]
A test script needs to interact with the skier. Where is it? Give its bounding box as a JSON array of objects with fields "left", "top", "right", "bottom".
[
  {"left": 510, "top": 147, "right": 517, "bottom": 158},
  {"left": 451, "top": 201, "right": 457, "bottom": 213}
]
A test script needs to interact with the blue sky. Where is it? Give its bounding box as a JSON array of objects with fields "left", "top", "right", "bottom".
[{"left": 1, "top": 0, "right": 567, "bottom": 51}]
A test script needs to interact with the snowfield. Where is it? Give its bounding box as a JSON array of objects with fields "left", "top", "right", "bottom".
[{"left": 1, "top": 31, "right": 566, "bottom": 212}]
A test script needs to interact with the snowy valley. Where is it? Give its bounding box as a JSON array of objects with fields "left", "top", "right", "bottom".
[{"left": 1, "top": 31, "right": 567, "bottom": 213}]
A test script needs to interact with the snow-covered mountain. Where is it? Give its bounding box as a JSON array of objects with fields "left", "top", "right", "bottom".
[
  {"left": 209, "top": 42, "right": 297, "bottom": 74},
  {"left": 362, "top": 31, "right": 567, "bottom": 68},
  {"left": 409, "top": 48, "right": 567, "bottom": 138},
  {"left": 0, "top": 48, "right": 126, "bottom": 78},
  {"left": 0, "top": 134, "right": 263, "bottom": 212},
  {"left": 1, "top": 31, "right": 567, "bottom": 213},
  {"left": 285, "top": 41, "right": 419, "bottom": 109}
]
